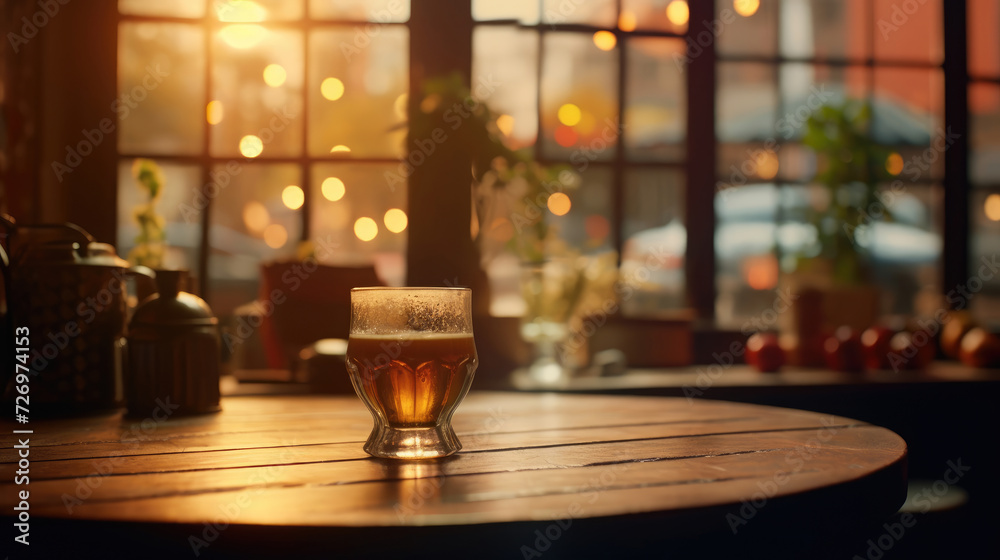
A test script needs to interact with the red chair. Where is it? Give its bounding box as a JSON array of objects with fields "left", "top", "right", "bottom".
[{"left": 258, "top": 261, "right": 383, "bottom": 369}]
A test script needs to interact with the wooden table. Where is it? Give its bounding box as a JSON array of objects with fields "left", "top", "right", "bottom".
[{"left": 2, "top": 392, "right": 907, "bottom": 559}]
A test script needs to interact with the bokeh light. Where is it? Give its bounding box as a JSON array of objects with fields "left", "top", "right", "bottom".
[
  {"left": 321, "top": 177, "right": 345, "bottom": 201},
  {"left": 242, "top": 201, "right": 270, "bottom": 233},
  {"left": 755, "top": 150, "right": 779, "bottom": 180},
  {"left": 547, "top": 192, "right": 572, "bottom": 216},
  {"left": 618, "top": 11, "right": 637, "bottom": 31},
  {"left": 384, "top": 208, "right": 408, "bottom": 233},
  {"left": 554, "top": 126, "right": 578, "bottom": 147},
  {"left": 592, "top": 31, "right": 617, "bottom": 51},
  {"left": 558, "top": 103, "right": 582, "bottom": 127},
  {"left": 263, "top": 223, "right": 288, "bottom": 248},
  {"left": 263, "top": 64, "right": 287, "bottom": 87},
  {"left": 238, "top": 135, "right": 263, "bottom": 157},
  {"left": 886, "top": 152, "right": 904, "bottom": 175},
  {"left": 733, "top": 0, "right": 760, "bottom": 17},
  {"left": 321, "top": 77, "right": 345, "bottom": 101},
  {"left": 206, "top": 100, "right": 224, "bottom": 125},
  {"left": 329, "top": 144, "right": 351, "bottom": 153},
  {"left": 985, "top": 194, "right": 1000, "bottom": 221},
  {"left": 218, "top": 25, "right": 266, "bottom": 49},
  {"left": 281, "top": 185, "right": 304, "bottom": 210},
  {"left": 495, "top": 114, "right": 515, "bottom": 137},
  {"left": 354, "top": 217, "right": 378, "bottom": 241},
  {"left": 666, "top": 1, "right": 689, "bottom": 26}
]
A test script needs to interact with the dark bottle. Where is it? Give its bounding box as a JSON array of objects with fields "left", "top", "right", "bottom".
[{"left": 126, "top": 269, "right": 221, "bottom": 417}]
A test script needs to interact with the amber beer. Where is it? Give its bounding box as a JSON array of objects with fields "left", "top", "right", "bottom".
[{"left": 347, "top": 334, "right": 477, "bottom": 426}]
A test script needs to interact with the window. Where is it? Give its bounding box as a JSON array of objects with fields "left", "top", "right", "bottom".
[
  {"left": 108, "top": 0, "right": 979, "bottom": 334},
  {"left": 714, "top": 0, "right": 944, "bottom": 326},
  {"left": 968, "top": 0, "right": 1000, "bottom": 323},
  {"left": 471, "top": 0, "right": 688, "bottom": 317},
  {"left": 115, "top": 0, "right": 410, "bottom": 317}
]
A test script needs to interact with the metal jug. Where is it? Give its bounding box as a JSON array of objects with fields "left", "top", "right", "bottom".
[{"left": 1, "top": 214, "right": 153, "bottom": 416}]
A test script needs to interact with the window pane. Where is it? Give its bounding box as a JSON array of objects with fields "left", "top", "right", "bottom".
[
  {"left": 621, "top": 168, "right": 686, "bottom": 316},
  {"left": 968, "top": 0, "right": 1000, "bottom": 78},
  {"left": 473, "top": 26, "right": 539, "bottom": 151},
  {"left": 971, "top": 188, "right": 1000, "bottom": 326},
  {"left": 541, "top": 0, "right": 615, "bottom": 26},
  {"left": 210, "top": 28, "right": 304, "bottom": 158},
  {"left": 540, "top": 32, "right": 619, "bottom": 161},
  {"left": 868, "top": 183, "right": 941, "bottom": 317},
  {"left": 208, "top": 164, "right": 302, "bottom": 316},
  {"left": 620, "top": 0, "right": 688, "bottom": 34},
  {"left": 872, "top": 68, "right": 944, "bottom": 179},
  {"left": 779, "top": 0, "right": 869, "bottom": 60},
  {"left": 116, "top": 160, "right": 201, "bottom": 271},
  {"left": 311, "top": 0, "right": 410, "bottom": 21},
  {"left": 778, "top": 63, "right": 868, "bottom": 141},
  {"left": 716, "top": 0, "right": 778, "bottom": 57},
  {"left": 717, "top": 63, "right": 776, "bottom": 144},
  {"left": 118, "top": 23, "right": 205, "bottom": 155},
  {"left": 119, "top": 0, "right": 204, "bottom": 18},
  {"left": 970, "top": 83, "right": 1000, "bottom": 186},
  {"left": 625, "top": 38, "right": 686, "bottom": 161},
  {"left": 308, "top": 27, "right": 408, "bottom": 158},
  {"left": 715, "top": 182, "right": 780, "bottom": 327},
  {"left": 310, "top": 163, "right": 407, "bottom": 286},
  {"left": 473, "top": 0, "right": 539, "bottom": 23},
  {"left": 872, "top": 0, "right": 942, "bottom": 64}
]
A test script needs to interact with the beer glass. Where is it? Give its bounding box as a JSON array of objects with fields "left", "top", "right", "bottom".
[{"left": 346, "top": 288, "right": 478, "bottom": 459}]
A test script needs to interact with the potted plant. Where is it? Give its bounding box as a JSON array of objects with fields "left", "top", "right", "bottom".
[{"left": 780, "top": 100, "right": 894, "bottom": 365}]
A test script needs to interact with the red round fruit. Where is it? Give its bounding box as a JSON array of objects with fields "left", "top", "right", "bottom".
[
  {"left": 746, "top": 333, "right": 785, "bottom": 373},
  {"left": 861, "top": 326, "right": 895, "bottom": 370},
  {"left": 889, "top": 330, "right": 935, "bottom": 371},
  {"left": 824, "top": 326, "right": 865, "bottom": 373},
  {"left": 958, "top": 328, "right": 1000, "bottom": 368}
]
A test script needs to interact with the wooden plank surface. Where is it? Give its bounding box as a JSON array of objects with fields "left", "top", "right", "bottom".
[{"left": 1, "top": 392, "right": 904, "bottom": 526}]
